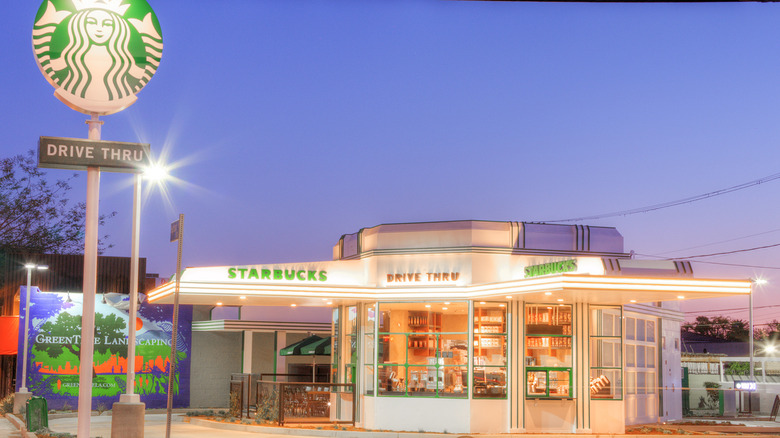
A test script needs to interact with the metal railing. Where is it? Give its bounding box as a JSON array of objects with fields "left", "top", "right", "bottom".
[{"left": 255, "top": 380, "right": 355, "bottom": 426}]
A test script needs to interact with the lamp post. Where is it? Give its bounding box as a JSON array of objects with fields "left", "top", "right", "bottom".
[
  {"left": 111, "top": 163, "right": 168, "bottom": 438},
  {"left": 749, "top": 278, "right": 767, "bottom": 381},
  {"left": 20, "top": 264, "right": 48, "bottom": 392},
  {"left": 14, "top": 263, "right": 48, "bottom": 413}
]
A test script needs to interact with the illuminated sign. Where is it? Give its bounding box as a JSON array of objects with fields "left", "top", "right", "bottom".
[
  {"left": 32, "top": 0, "right": 163, "bottom": 115},
  {"left": 735, "top": 381, "right": 757, "bottom": 391},
  {"left": 39, "top": 137, "right": 150, "bottom": 172},
  {"left": 228, "top": 267, "right": 327, "bottom": 282},
  {"left": 386, "top": 272, "right": 461, "bottom": 283},
  {"left": 524, "top": 260, "right": 577, "bottom": 278}
]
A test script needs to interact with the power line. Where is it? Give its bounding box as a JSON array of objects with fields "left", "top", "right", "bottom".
[
  {"left": 684, "top": 303, "right": 780, "bottom": 313},
  {"left": 540, "top": 170, "right": 780, "bottom": 223},
  {"left": 669, "top": 242, "right": 780, "bottom": 260},
  {"left": 653, "top": 227, "right": 780, "bottom": 256},
  {"left": 634, "top": 253, "right": 780, "bottom": 270}
]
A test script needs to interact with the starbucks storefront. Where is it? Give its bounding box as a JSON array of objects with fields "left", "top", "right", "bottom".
[{"left": 147, "top": 220, "right": 750, "bottom": 434}]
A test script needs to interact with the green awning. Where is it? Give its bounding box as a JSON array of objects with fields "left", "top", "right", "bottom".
[
  {"left": 300, "top": 336, "right": 331, "bottom": 356},
  {"left": 279, "top": 335, "right": 326, "bottom": 356}
]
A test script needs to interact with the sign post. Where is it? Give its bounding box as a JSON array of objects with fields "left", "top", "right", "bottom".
[
  {"left": 31, "top": 1, "right": 163, "bottom": 436},
  {"left": 165, "top": 215, "right": 184, "bottom": 438}
]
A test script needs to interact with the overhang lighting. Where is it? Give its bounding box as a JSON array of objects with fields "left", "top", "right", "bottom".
[
  {"left": 216, "top": 302, "right": 222, "bottom": 306},
  {"left": 290, "top": 304, "right": 297, "bottom": 307},
  {"left": 557, "top": 298, "right": 563, "bottom": 302},
  {"left": 544, "top": 292, "right": 552, "bottom": 296},
  {"left": 425, "top": 304, "right": 431, "bottom": 308},
  {"left": 630, "top": 300, "right": 637, "bottom": 303},
  {"left": 239, "top": 296, "right": 246, "bottom": 300},
  {"left": 677, "top": 296, "right": 685, "bottom": 299}
]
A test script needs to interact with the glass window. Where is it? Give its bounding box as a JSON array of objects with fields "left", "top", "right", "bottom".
[
  {"left": 589, "top": 306, "right": 622, "bottom": 400},
  {"left": 636, "top": 319, "right": 646, "bottom": 342},
  {"left": 646, "top": 320, "right": 655, "bottom": 342},
  {"left": 590, "top": 369, "right": 622, "bottom": 399},
  {"left": 626, "top": 317, "right": 635, "bottom": 341},
  {"left": 474, "top": 302, "right": 507, "bottom": 398},
  {"left": 376, "top": 302, "right": 468, "bottom": 398},
  {"left": 526, "top": 304, "right": 572, "bottom": 399},
  {"left": 624, "top": 315, "right": 659, "bottom": 397}
]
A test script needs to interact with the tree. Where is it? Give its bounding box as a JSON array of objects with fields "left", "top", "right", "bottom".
[
  {"left": 682, "top": 315, "right": 749, "bottom": 342},
  {"left": 0, "top": 150, "right": 115, "bottom": 254}
]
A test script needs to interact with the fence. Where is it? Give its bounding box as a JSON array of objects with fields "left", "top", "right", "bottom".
[{"left": 255, "top": 380, "right": 355, "bottom": 426}]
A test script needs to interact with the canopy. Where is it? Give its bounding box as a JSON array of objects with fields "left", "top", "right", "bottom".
[
  {"left": 300, "top": 336, "right": 331, "bottom": 356},
  {"left": 280, "top": 335, "right": 329, "bottom": 356}
]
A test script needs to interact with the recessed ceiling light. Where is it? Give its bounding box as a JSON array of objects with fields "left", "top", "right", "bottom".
[
  {"left": 557, "top": 299, "right": 564, "bottom": 302},
  {"left": 544, "top": 292, "right": 552, "bottom": 296},
  {"left": 499, "top": 304, "right": 505, "bottom": 307},
  {"left": 327, "top": 302, "right": 333, "bottom": 305},
  {"left": 443, "top": 307, "right": 448, "bottom": 310},
  {"left": 291, "top": 303, "right": 297, "bottom": 307},
  {"left": 559, "top": 304, "right": 564, "bottom": 307},
  {"left": 479, "top": 301, "right": 486, "bottom": 305},
  {"left": 630, "top": 300, "right": 637, "bottom": 303},
  {"left": 322, "top": 298, "right": 328, "bottom": 301},
  {"left": 505, "top": 296, "right": 512, "bottom": 299},
  {"left": 425, "top": 304, "right": 431, "bottom": 308},
  {"left": 216, "top": 302, "right": 222, "bottom": 306},
  {"left": 547, "top": 306, "right": 552, "bottom": 310},
  {"left": 444, "top": 302, "right": 450, "bottom": 305},
  {"left": 239, "top": 296, "right": 246, "bottom": 300},
  {"left": 677, "top": 296, "right": 685, "bottom": 300}
]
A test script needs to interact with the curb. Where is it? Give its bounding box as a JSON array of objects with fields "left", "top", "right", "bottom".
[
  {"left": 186, "top": 417, "right": 776, "bottom": 438},
  {"left": 5, "top": 413, "right": 38, "bottom": 438}
]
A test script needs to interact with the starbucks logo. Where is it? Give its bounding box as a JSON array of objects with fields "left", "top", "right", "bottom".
[{"left": 32, "top": 0, "right": 163, "bottom": 115}]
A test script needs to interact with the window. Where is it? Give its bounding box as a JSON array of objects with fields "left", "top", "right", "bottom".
[
  {"left": 589, "top": 306, "right": 622, "bottom": 400},
  {"left": 525, "top": 304, "right": 572, "bottom": 399},
  {"left": 377, "top": 302, "right": 468, "bottom": 397},
  {"left": 364, "top": 304, "right": 376, "bottom": 395},
  {"left": 624, "top": 315, "right": 658, "bottom": 397},
  {"left": 473, "top": 302, "right": 507, "bottom": 398}
]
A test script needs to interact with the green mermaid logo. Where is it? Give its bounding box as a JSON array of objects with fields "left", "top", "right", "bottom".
[{"left": 32, "top": 0, "right": 163, "bottom": 115}]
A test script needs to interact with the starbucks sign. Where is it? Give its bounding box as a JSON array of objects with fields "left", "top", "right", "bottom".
[{"left": 32, "top": 0, "right": 163, "bottom": 115}]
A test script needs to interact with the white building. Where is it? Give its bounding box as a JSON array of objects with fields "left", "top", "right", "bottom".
[{"left": 148, "top": 220, "right": 750, "bottom": 434}]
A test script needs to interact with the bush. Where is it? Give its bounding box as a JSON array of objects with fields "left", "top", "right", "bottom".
[{"left": 0, "top": 393, "right": 14, "bottom": 415}]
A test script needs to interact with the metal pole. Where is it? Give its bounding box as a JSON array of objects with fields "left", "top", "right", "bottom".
[
  {"left": 165, "top": 214, "right": 183, "bottom": 438},
  {"left": 749, "top": 284, "right": 754, "bottom": 380},
  {"left": 126, "top": 173, "right": 142, "bottom": 396},
  {"left": 20, "top": 267, "right": 32, "bottom": 392},
  {"left": 78, "top": 114, "right": 102, "bottom": 438}
]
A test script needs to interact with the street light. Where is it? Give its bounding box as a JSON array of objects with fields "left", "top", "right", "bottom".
[
  {"left": 749, "top": 278, "right": 768, "bottom": 380},
  {"left": 124, "top": 163, "right": 169, "bottom": 399},
  {"left": 20, "top": 263, "right": 48, "bottom": 392}
]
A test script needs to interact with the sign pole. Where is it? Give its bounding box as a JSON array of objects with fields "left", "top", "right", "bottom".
[
  {"left": 165, "top": 214, "right": 184, "bottom": 438},
  {"left": 77, "top": 114, "right": 102, "bottom": 438}
]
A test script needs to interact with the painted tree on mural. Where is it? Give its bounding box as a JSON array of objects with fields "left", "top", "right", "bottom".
[{"left": 34, "top": 311, "right": 127, "bottom": 368}]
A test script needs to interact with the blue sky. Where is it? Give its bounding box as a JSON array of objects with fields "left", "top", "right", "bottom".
[{"left": 4, "top": 0, "right": 780, "bottom": 323}]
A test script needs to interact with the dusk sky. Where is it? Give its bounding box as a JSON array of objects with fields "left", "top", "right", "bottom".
[{"left": 4, "top": 1, "right": 780, "bottom": 324}]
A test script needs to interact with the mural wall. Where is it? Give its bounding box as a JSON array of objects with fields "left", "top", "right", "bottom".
[{"left": 16, "top": 287, "right": 191, "bottom": 409}]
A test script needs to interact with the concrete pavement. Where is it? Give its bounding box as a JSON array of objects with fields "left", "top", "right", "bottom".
[{"left": 35, "top": 414, "right": 780, "bottom": 437}]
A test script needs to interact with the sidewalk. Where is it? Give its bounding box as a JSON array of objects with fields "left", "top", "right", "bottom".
[{"left": 39, "top": 414, "right": 780, "bottom": 438}]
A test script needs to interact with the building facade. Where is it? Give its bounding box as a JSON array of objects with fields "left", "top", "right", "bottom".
[{"left": 148, "top": 220, "right": 750, "bottom": 434}]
